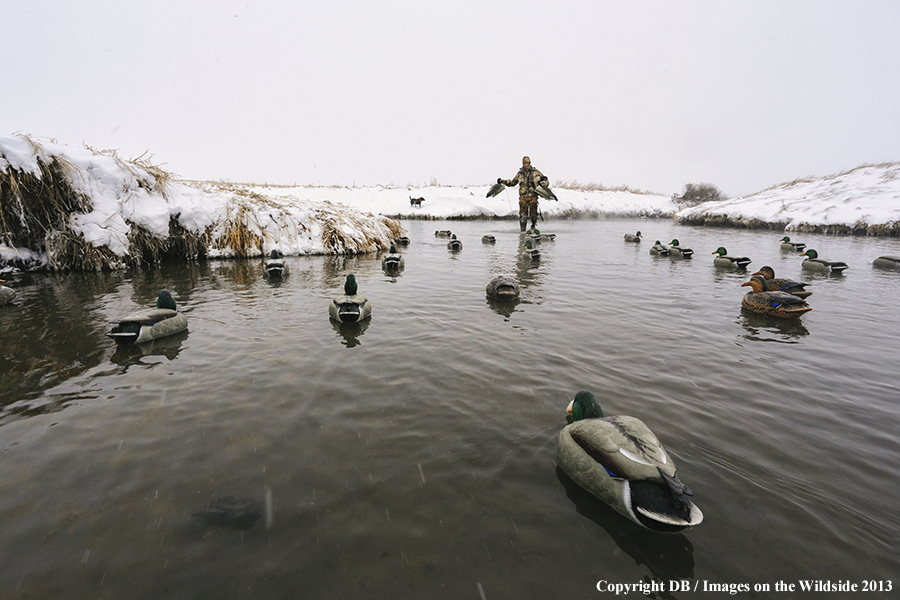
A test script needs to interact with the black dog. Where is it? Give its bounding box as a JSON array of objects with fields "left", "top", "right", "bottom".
[{"left": 409, "top": 196, "right": 425, "bottom": 207}]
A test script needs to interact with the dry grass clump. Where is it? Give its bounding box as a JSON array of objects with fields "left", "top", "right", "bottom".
[
  {"left": 84, "top": 144, "right": 173, "bottom": 199},
  {"left": 319, "top": 203, "right": 404, "bottom": 254},
  {"left": 553, "top": 179, "right": 655, "bottom": 195},
  {"left": 214, "top": 199, "right": 268, "bottom": 256}
]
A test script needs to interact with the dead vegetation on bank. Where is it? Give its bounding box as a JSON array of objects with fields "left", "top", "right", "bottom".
[{"left": 0, "top": 136, "right": 402, "bottom": 271}]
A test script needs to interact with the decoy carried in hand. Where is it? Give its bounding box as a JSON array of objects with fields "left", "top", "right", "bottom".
[
  {"left": 800, "top": 249, "right": 848, "bottom": 273},
  {"left": 486, "top": 181, "right": 505, "bottom": 198},
  {"left": 0, "top": 279, "right": 15, "bottom": 305},
  {"left": 382, "top": 244, "right": 404, "bottom": 271},
  {"left": 264, "top": 249, "right": 287, "bottom": 278},
  {"left": 329, "top": 274, "right": 372, "bottom": 324},
  {"left": 752, "top": 266, "right": 812, "bottom": 298},
  {"left": 779, "top": 236, "right": 806, "bottom": 252},
  {"left": 712, "top": 247, "right": 751, "bottom": 268},
  {"left": 557, "top": 391, "right": 703, "bottom": 532},
  {"left": 108, "top": 289, "right": 188, "bottom": 345},
  {"left": 873, "top": 255, "right": 900, "bottom": 270},
  {"left": 485, "top": 276, "right": 520, "bottom": 301},
  {"left": 668, "top": 239, "right": 693, "bottom": 258},
  {"left": 624, "top": 231, "right": 642, "bottom": 243},
  {"left": 741, "top": 275, "right": 812, "bottom": 319},
  {"left": 447, "top": 234, "right": 463, "bottom": 251},
  {"left": 649, "top": 240, "right": 670, "bottom": 256}
]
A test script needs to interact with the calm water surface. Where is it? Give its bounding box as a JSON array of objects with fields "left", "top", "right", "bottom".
[{"left": 1, "top": 219, "right": 898, "bottom": 599}]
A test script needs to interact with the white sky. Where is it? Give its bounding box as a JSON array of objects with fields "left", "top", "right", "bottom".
[{"left": 4, "top": 0, "right": 899, "bottom": 196}]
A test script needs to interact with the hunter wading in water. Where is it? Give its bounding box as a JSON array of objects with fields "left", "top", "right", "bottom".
[{"left": 498, "top": 156, "right": 550, "bottom": 232}]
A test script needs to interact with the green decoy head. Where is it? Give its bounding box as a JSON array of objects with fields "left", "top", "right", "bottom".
[
  {"left": 269, "top": 249, "right": 282, "bottom": 259},
  {"left": 712, "top": 247, "right": 728, "bottom": 256},
  {"left": 636, "top": 231, "right": 641, "bottom": 236},
  {"left": 670, "top": 239, "right": 680, "bottom": 246},
  {"left": 524, "top": 239, "right": 534, "bottom": 249},
  {"left": 157, "top": 289, "right": 177, "bottom": 310},
  {"left": 567, "top": 391, "right": 604, "bottom": 421},
  {"left": 389, "top": 244, "right": 397, "bottom": 253},
  {"left": 780, "top": 236, "right": 791, "bottom": 242},
  {"left": 344, "top": 274, "right": 358, "bottom": 296},
  {"left": 655, "top": 240, "right": 663, "bottom": 245},
  {"left": 800, "top": 249, "right": 817, "bottom": 258}
]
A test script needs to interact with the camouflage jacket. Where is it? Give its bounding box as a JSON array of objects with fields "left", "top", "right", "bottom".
[{"left": 501, "top": 167, "right": 549, "bottom": 199}]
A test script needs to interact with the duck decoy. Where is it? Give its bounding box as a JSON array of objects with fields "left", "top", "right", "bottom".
[
  {"left": 668, "top": 239, "right": 693, "bottom": 258},
  {"left": 264, "top": 249, "right": 287, "bottom": 277},
  {"left": 482, "top": 235, "right": 496, "bottom": 244},
  {"left": 486, "top": 181, "right": 505, "bottom": 198},
  {"left": 873, "top": 255, "right": 900, "bottom": 270},
  {"left": 741, "top": 275, "right": 812, "bottom": 318},
  {"left": 329, "top": 274, "right": 372, "bottom": 324},
  {"left": 447, "top": 234, "right": 463, "bottom": 251},
  {"left": 800, "top": 249, "right": 848, "bottom": 273},
  {"left": 752, "top": 266, "right": 812, "bottom": 298},
  {"left": 779, "top": 236, "right": 806, "bottom": 252},
  {"left": 649, "top": 240, "right": 670, "bottom": 256},
  {"left": 519, "top": 239, "right": 541, "bottom": 261},
  {"left": 435, "top": 230, "right": 452, "bottom": 238},
  {"left": 382, "top": 244, "right": 404, "bottom": 271},
  {"left": 624, "top": 231, "right": 642, "bottom": 243},
  {"left": 394, "top": 236, "right": 410, "bottom": 247},
  {"left": 526, "top": 228, "right": 556, "bottom": 242},
  {"left": 712, "top": 247, "right": 751, "bottom": 268},
  {"left": 108, "top": 289, "right": 188, "bottom": 345},
  {"left": 0, "top": 279, "right": 15, "bottom": 305},
  {"left": 485, "top": 276, "right": 520, "bottom": 301},
  {"left": 557, "top": 391, "right": 703, "bottom": 532}
]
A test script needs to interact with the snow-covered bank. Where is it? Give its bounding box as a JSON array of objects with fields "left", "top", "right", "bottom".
[{"left": 674, "top": 162, "right": 900, "bottom": 235}]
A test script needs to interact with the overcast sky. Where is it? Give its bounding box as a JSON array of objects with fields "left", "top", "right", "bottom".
[{"left": 4, "top": 1, "right": 899, "bottom": 196}]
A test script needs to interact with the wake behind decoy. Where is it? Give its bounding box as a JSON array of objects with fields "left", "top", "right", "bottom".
[
  {"left": 108, "top": 289, "right": 188, "bottom": 345},
  {"left": 557, "top": 391, "right": 703, "bottom": 532}
]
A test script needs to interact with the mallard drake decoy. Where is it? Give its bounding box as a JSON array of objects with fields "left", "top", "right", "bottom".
[
  {"left": 800, "top": 249, "right": 848, "bottom": 273},
  {"left": 526, "top": 228, "right": 555, "bottom": 242},
  {"left": 0, "top": 280, "right": 15, "bottom": 305},
  {"left": 519, "top": 238, "right": 541, "bottom": 261},
  {"left": 108, "top": 289, "right": 188, "bottom": 345},
  {"left": 779, "top": 236, "right": 806, "bottom": 252},
  {"left": 753, "top": 266, "right": 812, "bottom": 298},
  {"left": 873, "top": 255, "right": 900, "bottom": 270},
  {"left": 394, "top": 236, "right": 410, "bottom": 247},
  {"left": 435, "top": 230, "right": 452, "bottom": 238},
  {"left": 649, "top": 240, "right": 670, "bottom": 256},
  {"left": 482, "top": 235, "right": 496, "bottom": 244},
  {"left": 712, "top": 247, "right": 751, "bottom": 268},
  {"left": 741, "top": 275, "right": 812, "bottom": 319},
  {"left": 447, "top": 234, "right": 463, "bottom": 251},
  {"left": 264, "top": 249, "right": 287, "bottom": 277},
  {"left": 624, "top": 231, "right": 642, "bottom": 243},
  {"left": 557, "top": 391, "right": 703, "bottom": 532},
  {"left": 329, "top": 274, "right": 372, "bottom": 324},
  {"left": 668, "top": 239, "right": 693, "bottom": 258},
  {"left": 382, "top": 244, "right": 404, "bottom": 271},
  {"left": 485, "top": 276, "right": 520, "bottom": 300}
]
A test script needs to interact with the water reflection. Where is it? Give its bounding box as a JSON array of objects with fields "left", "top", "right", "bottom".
[
  {"left": 555, "top": 467, "right": 695, "bottom": 591},
  {"left": 109, "top": 329, "right": 190, "bottom": 371},
  {"left": 738, "top": 308, "right": 810, "bottom": 341},
  {"left": 331, "top": 317, "right": 370, "bottom": 348}
]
